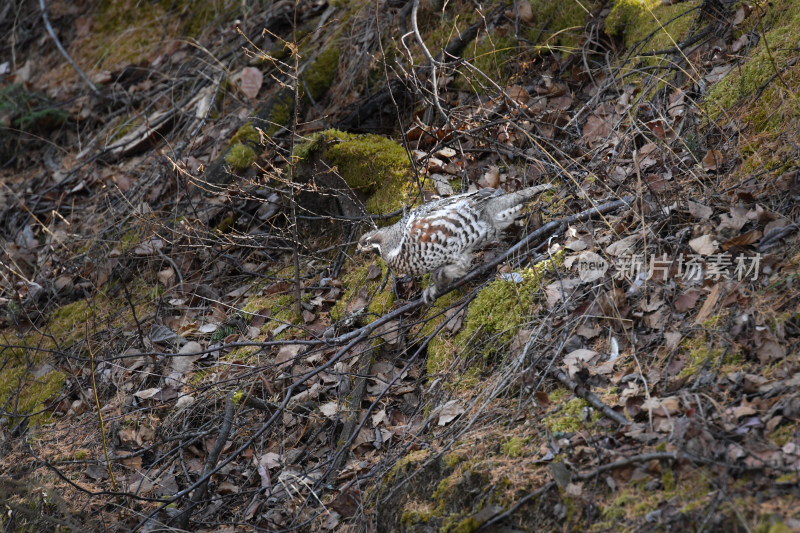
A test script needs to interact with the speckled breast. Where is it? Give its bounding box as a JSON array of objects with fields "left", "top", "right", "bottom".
[{"left": 387, "top": 201, "right": 492, "bottom": 276}]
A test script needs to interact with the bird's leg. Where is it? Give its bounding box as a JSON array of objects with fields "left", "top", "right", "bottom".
[
  {"left": 421, "top": 269, "right": 439, "bottom": 304},
  {"left": 379, "top": 268, "right": 391, "bottom": 294},
  {"left": 422, "top": 284, "right": 438, "bottom": 304},
  {"left": 424, "top": 257, "right": 471, "bottom": 304},
  {"left": 390, "top": 273, "right": 412, "bottom": 301},
  {"left": 422, "top": 267, "right": 446, "bottom": 304}
]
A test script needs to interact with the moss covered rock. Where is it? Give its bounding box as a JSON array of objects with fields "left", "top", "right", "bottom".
[
  {"left": 705, "top": 0, "right": 800, "bottom": 134},
  {"left": 225, "top": 143, "right": 257, "bottom": 170},
  {"left": 605, "top": 0, "right": 701, "bottom": 53},
  {"left": 425, "top": 257, "right": 559, "bottom": 386},
  {"left": 303, "top": 46, "right": 341, "bottom": 101},
  {"left": 294, "top": 128, "right": 425, "bottom": 215}
]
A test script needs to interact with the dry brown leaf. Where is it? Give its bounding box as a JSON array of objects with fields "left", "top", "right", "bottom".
[
  {"left": 563, "top": 349, "right": 600, "bottom": 378},
  {"left": 517, "top": 1, "right": 534, "bottom": 23},
  {"left": 482, "top": 165, "right": 501, "bottom": 188},
  {"left": 437, "top": 400, "right": 465, "bottom": 426},
  {"left": 722, "top": 229, "right": 762, "bottom": 250},
  {"left": 507, "top": 85, "right": 530, "bottom": 104},
  {"left": 240, "top": 67, "right": 263, "bottom": 99},
  {"left": 606, "top": 234, "right": 639, "bottom": 256},
  {"left": 545, "top": 278, "right": 582, "bottom": 309},
  {"left": 687, "top": 200, "right": 712, "bottom": 220},
  {"left": 275, "top": 345, "right": 302, "bottom": 369},
  {"left": 702, "top": 149, "right": 724, "bottom": 171},
  {"left": 717, "top": 207, "right": 749, "bottom": 233},
  {"left": 582, "top": 114, "right": 612, "bottom": 145},
  {"left": 642, "top": 396, "right": 680, "bottom": 416},
  {"left": 673, "top": 290, "right": 701, "bottom": 313},
  {"left": 688, "top": 234, "right": 718, "bottom": 255},
  {"left": 157, "top": 267, "right": 174, "bottom": 286},
  {"left": 171, "top": 341, "right": 203, "bottom": 374},
  {"left": 693, "top": 283, "right": 722, "bottom": 325}
]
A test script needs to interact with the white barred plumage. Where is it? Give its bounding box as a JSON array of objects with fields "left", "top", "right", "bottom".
[{"left": 357, "top": 184, "right": 552, "bottom": 302}]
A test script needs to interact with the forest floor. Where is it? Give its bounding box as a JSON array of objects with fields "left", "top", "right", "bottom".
[{"left": 1, "top": 0, "right": 800, "bottom": 531}]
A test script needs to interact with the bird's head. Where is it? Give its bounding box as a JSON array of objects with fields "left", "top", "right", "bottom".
[{"left": 357, "top": 228, "right": 384, "bottom": 256}]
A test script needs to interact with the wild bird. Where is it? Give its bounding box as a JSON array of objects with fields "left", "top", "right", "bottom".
[{"left": 357, "top": 184, "right": 553, "bottom": 303}]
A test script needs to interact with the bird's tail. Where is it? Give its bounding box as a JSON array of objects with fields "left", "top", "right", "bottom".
[
  {"left": 491, "top": 183, "right": 553, "bottom": 210},
  {"left": 486, "top": 184, "right": 553, "bottom": 228}
]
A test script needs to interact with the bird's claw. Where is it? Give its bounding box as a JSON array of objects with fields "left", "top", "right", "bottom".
[{"left": 422, "top": 286, "right": 438, "bottom": 304}]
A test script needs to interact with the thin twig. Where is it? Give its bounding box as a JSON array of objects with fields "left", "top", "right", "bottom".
[
  {"left": 174, "top": 391, "right": 236, "bottom": 529},
  {"left": 39, "top": 0, "right": 99, "bottom": 95}
]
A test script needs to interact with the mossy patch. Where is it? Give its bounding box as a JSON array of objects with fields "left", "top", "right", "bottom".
[
  {"left": 303, "top": 46, "right": 341, "bottom": 101},
  {"left": 0, "top": 84, "right": 69, "bottom": 160},
  {"left": 704, "top": 0, "right": 800, "bottom": 142},
  {"left": 261, "top": 90, "right": 294, "bottom": 137},
  {"left": 426, "top": 255, "right": 560, "bottom": 383},
  {"left": 230, "top": 122, "right": 261, "bottom": 146},
  {"left": 231, "top": 278, "right": 303, "bottom": 349},
  {"left": 293, "top": 129, "right": 423, "bottom": 215},
  {"left": 545, "top": 397, "right": 590, "bottom": 434},
  {"left": 676, "top": 334, "right": 729, "bottom": 379},
  {"left": 525, "top": 0, "right": 598, "bottom": 52},
  {"left": 225, "top": 143, "right": 257, "bottom": 170},
  {"left": 0, "top": 363, "right": 66, "bottom": 426},
  {"left": 501, "top": 436, "right": 530, "bottom": 457},
  {"left": 386, "top": 449, "right": 431, "bottom": 483},
  {"left": 456, "top": 35, "right": 519, "bottom": 91},
  {"left": 330, "top": 260, "right": 394, "bottom": 323},
  {"left": 605, "top": 0, "right": 702, "bottom": 53},
  {"left": 591, "top": 468, "right": 711, "bottom": 530}
]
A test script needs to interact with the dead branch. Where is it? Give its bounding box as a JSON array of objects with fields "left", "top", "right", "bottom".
[{"left": 174, "top": 391, "right": 236, "bottom": 529}]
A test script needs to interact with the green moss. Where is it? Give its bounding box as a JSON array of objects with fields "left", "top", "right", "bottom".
[
  {"left": 545, "top": 398, "right": 590, "bottom": 434},
  {"left": 330, "top": 260, "right": 394, "bottom": 323},
  {"left": 602, "top": 490, "right": 638, "bottom": 520},
  {"left": 236, "top": 292, "right": 300, "bottom": 345},
  {"left": 225, "top": 143, "right": 257, "bottom": 170},
  {"left": 0, "top": 365, "right": 66, "bottom": 426},
  {"left": 0, "top": 84, "right": 69, "bottom": 136},
  {"left": 166, "top": 0, "right": 240, "bottom": 38},
  {"left": 232, "top": 390, "right": 244, "bottom": 405},
  {"left": 450, "top": 256, "right": 559, "bottom": 355},
  {"left": 418, "top": 290, "right": 462, "bottom": 378},
  {"left": 292, "top": 131, "right": 326, "bottom": 161},
  {"left": 767, "top": 523, "right": 793, "bottom": 533},
  {"left": 676, "top": 335, "right": 726, "bottom": 379},
  {"left": 444, "top": 452, "right": 465, "bottom": 469},
  {"left": 303, "top": 46, "right": 341, "bottom": 101},
  {"left": 423, "top": 254, "right": 559, "bottom": 388},
  {"left": 500, "top": 436, "right": 530, "bottom": 457},
  {"left": 423, "top": 11, "right": 482, "bottom": 55},
  {"left": 605, "top": 0, "right": 701, "bottom": 52},
  {"left": 294, "top": 129, "right": 420, "bottom": 215},
  {"left": 89, "top": 1, "right": 178, "bottom": 68},
  {"left": 769, "top": 424, "right": 794, "bottom": 446},
  {"left": 73, "top": 450, "right": 89, "bottom": 460},
  {"left": 661, "top": 467, "right": 676, "bottom": 492},
  {"left": 450, "top": 517, "right": 481, "bottom": 533},
  {"left": 386, "top": 449, "right": 431, "bottom": 482},
  {"left": 230, "top": 122, "right": 261, "bottom": 146},
  {"left": 705, "top": 0, "right": 800, "bottom": 130},
  {"left": 48, "top": 300, "right": 92, "bottom": 345},
  {"left": 457, "top": 35, "right": 519, "bottom": 91},
  {"left": 400, "top": 508, "right": 435, "bottom": 526},
  {"left": 264, "top": 92, "right": 294, "bottom": 137},
  {"left": 525, "top": 0, "right": 599, "bottom": 51}
]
